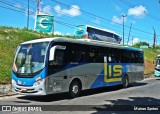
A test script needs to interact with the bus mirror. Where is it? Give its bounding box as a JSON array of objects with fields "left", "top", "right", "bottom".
[
  {"left": 14, "top": 46, "right": 20, "bottom": 55},
  {"left": 49, "top": 45, "right": 66, "bottom": 61}
]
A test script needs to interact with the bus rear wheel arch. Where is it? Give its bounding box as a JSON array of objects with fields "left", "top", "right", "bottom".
[
  {"left": 122, "top": 75, "right": 129, "bottom": 88},
  {"left": 69, "top": 79, "right": 82, "bottom": 98}
]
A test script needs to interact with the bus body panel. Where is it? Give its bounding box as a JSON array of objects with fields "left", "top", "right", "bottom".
[
  {"left": 12, "top": 37, "right": 144, "bottom": 96},
  {"left": 45, "top": 63, "right": 144, "bottom": 95}
]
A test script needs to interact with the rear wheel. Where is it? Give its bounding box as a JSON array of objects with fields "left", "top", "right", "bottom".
[
  {"left": 122, "top": 75, "right": 129, "bottom": 88},
  {"left": 69, "top": 81, "right": 81, "bottom": 98}
]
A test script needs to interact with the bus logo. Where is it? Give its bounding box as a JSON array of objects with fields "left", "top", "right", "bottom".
[
  {"left": 103, "top": 56, "right": 122, "bottom": 82},
  {"left": 17, "top": 80, "right": 22, "bottom": 85}
]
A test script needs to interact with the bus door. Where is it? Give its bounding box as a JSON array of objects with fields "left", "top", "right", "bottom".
[{"left": 47, "top": 45, "right": 67, "bottom": 93}]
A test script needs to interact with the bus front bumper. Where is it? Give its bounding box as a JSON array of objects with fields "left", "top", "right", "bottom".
[
  {"left": 12, "top": 80, "right": 46, "bottom": 96},
  {"left": 154, "top": 71, "right": 160, "bottom": 77}
]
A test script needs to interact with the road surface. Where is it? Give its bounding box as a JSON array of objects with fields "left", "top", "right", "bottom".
[{"left": 0, "top": 78, "right": 160, "bottom": 114}]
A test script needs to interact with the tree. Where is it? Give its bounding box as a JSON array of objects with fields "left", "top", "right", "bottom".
[{"left": 133, "top": 42, "right": 149, "bottom": 48}]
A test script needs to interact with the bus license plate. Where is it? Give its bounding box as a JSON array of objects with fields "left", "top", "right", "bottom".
[{"left": 21, "top": 88, "right": 27, "bottom": 92}]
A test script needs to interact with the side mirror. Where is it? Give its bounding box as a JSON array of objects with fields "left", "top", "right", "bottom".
[{"left": 49, "top": 45, "right": 66, "bottom": 61}]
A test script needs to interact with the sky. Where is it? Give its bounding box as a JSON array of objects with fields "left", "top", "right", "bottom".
[{"left": 0, "top": 0, "right": 160, "bottom": 46}]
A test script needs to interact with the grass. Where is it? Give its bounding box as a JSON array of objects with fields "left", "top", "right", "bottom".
[
  {"left": 0, "top": 26, "right": 68, "bottom": 84},
  {"left": 0, "top": 26, "right": 159, "bottom": 84},
  {"left": 143, "top": 49, "right": 159, "bottom": 74}
]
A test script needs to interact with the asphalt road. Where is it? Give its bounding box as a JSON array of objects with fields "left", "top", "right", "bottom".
[{"left": 0, "top": 78, "right": 160, "bottom": 114}]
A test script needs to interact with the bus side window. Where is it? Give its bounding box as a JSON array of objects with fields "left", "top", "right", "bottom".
[{"left": 52, "top": 49, "right": 65, "bottom": 65}]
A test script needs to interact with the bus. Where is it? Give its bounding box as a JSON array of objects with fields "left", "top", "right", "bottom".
[
  {"left": 75, "top": 25, "right": 122, "bottom": 44},
  {"left": 154, "top": 54, "right": 160, "bottom": 77},
  {"left": 12, "top": 38, "right": 144, "bottom": 98}
]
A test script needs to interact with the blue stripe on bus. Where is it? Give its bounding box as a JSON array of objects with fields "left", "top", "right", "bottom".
[
  {"left": 90, "top": 63, "right": 129, "bottom": 89},
  {"left": 12, "top": 68, "right": 46, "bottom": 86},
  {"left": 90, "top": 70, "right": 122, "bottom": 89}
]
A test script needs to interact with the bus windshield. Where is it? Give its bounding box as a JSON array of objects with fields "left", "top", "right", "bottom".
[
  {"left": 156, "top": 59, "right": 160, "bottom": 68},
  {"left": 13, "top": 42, "right": 49, "bottom": 74}
]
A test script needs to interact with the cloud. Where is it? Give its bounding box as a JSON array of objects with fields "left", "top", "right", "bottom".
[
  {"left": 66, "top": 33, "right": 70, "bottom": 36},
  {"left": 133, "top": 38, "right": 139, "bottom": 44},
  {"left": 41, "top": 5, "right": 52, "bottom": 15},
  {"left": 112, "top": 15, "right": 126, "bottom": 24},
  {"left": 92, "top": 17, "right": 100, "bottom": 24},
  {"left": 54, "top": 5, "right": 81, "bottom": 17},
  {"left": 128, "top": 5, "right": 147, "bottom": 17},
  {"left": 115, "top": 5, "right": 122, "bottom": 12},
  {"left": 54, "top": 31, "right": 63, "bottom": 35},
  {"left": 128, "top": 37, "right": 139, "bottom": 46}
]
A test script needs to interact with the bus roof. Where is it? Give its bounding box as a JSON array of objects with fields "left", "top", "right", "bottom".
[
  {"left": 21, "top": 37, "right": 142, "bottom": 51},
  {"left": 21, "top": 38, "right": 55, "bottom": 44}
]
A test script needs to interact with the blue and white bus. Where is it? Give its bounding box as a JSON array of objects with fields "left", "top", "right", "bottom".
[
  {"left": 75, "top": 25, "right": 122, "bottom": 44},
  {"left": 154, "top": 54, "right": 160, "bottom": 77},
  {"left": 12, "top": 38, "right": 144, "bottom": 98}
]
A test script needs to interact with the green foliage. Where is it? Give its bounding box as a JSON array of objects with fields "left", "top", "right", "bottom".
[
  {"left": 143, "top": 48, "right": 159, "bottom": 60},
  {"left": 133, "top": 42, "right": 149, "bottom": 48},
  {"left": 0, "top": 26, "right": 74, "bottom": 84}
]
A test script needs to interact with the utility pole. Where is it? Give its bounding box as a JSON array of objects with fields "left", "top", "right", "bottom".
[
  {"left": 27, "top": 0, "right": 29, "bottom": 29},
  {"left": 153, "top": 27, "right": 156, "bottom": 49},
  {"left": 34, "top": 0, "right": 41, "bottom": 30},
  {"left": 127, "top": 23, "right": 132, "bottom": 45},
  {"left": 122, "top": 15, "right": 127, "bottom": 45},
  {"left": 131, "top": 36, "right": 134, "bottom": 46},
  {"left": 37, "top": 0, "right": 41, "bottom": 14}
]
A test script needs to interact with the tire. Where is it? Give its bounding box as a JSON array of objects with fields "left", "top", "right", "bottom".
[
  {"left": 122, "top": 75, "right": 129, "bottom": 88},
  {"left": 69, "top": 81, "right": 81, "bottom": 98}
]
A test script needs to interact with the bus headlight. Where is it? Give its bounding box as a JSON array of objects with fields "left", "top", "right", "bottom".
[
  {"left": 12, "top": 79, "right": 16, "bottom": 85},
  {"left": 155, "top": 70, "right": 159, "bottom": 73},
  {"left": 33, "top": 79, "right": 44, "bottom": 86}
]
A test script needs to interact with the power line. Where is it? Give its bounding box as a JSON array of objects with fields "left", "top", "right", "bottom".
[
  {"left": 54, "top": 20, "right": 75, "bottom": 28},
  {"left": 30, "top": 0, "right": 157, "bottom": 40},
  {"left": 0, "top": 4, "right": 154, "bottom": 41},
  {"left": 1, "top": 0, "right": 158, "bottom": 42},
  {"left": 120, "top": 0, "right": 160, "bottom": 23},
  {"left": 51, "top": 0, "right": 157, "bottom": 36},
  {"left": 0, "top": 0, "right": 35, "bottom": 14},
  {"left": 0, "top": 5, "right": 25, "bottom": 14}
]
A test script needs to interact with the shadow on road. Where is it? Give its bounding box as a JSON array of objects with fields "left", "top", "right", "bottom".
[
  {"left": 17, "top": 82, "right": 147, "bottom": 102},
  {"left": 91, "top": 97, "right": 160, "bottom": 114},
  {"left": 81, "top": 82, "right": 147, "bottom": 97},
  {"left": 17, "top": 92, "right": 70, "bottom": 102}
]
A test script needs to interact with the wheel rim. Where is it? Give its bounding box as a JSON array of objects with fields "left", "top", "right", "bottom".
[
  {"left": 123, "top": 76, "right": 128, "bottom": 87},
  {"left": 72, "top": 85, "right": 79, "bottom": 94}
]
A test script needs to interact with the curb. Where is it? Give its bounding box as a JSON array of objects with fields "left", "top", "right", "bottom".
[
  {"left": 0, "top": 84, "right": 17, "bottom": 98},
  {"left": 0, "top": 92, "right": 17, "bottom": 98}
]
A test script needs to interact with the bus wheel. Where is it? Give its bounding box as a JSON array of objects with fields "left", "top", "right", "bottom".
[
  {"left": 69, "top": 81, "right": 81, "bottom": 98},
  {"left": 122, "top": 75, "right": 129, "bottom": 88}
]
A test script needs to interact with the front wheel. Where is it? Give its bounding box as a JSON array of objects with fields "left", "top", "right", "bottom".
[
  {"left": 122, "top": 75, "right": 129, "bottom": 88},
  {"left": 69, "top": 81, "right": 81, "bottom": 98}
]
